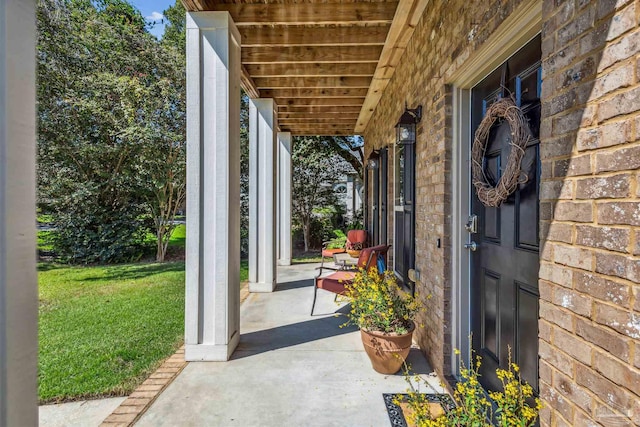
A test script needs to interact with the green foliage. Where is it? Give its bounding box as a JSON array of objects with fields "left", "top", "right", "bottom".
[
  {"left": 343, "top": 269, "right": 421, "bottom": 335},
  {"left": 37, "top": 0, "right": 186, "bottom": 263},
  {"left": 38, "top": 261, "right": 185, "bottom": 402},
  {"left": 326, "top": 229, "right": 347, "bottom": 249},
  {"left": 404, "top": 350, "right": 541, "bottom": 426},
  {"left": 292, "top": 136, "right": 354, "bottom": 251}
]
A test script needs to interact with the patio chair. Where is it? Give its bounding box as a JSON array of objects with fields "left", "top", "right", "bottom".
[
  {"left": 311, "top": 244, "right": 390, "bottom": 315},
  {"left": 320, "top": 229, "right": 368, "bottom": 268}
]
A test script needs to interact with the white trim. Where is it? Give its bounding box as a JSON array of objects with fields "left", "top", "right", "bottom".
[{"left": 448, "top": 0, "right": 542, "bottom": 375}]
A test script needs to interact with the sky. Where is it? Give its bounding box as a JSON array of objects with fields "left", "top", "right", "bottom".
[{"left": 130, "top": 0, "right": 176, "bottom": 38}]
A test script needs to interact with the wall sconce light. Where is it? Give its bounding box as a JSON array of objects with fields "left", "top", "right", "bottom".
[
  {"left": 395, "top": 104, "right": 422, "bottom": 145},
  {"left": 367, "top": 158, "right": 379, "bottom": 170}
]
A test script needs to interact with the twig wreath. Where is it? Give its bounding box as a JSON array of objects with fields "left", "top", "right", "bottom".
[{"left": 471, "top": 97, "right": 531, "bottom": 207}]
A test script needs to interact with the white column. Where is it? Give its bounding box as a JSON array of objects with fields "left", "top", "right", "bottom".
[
  {"left": 277, "top": 132, "right": 292, "bottom": 266},
  {"left": 248, "top": 99, "right": 277, "bottom": 292},
  {"left": 185, "top": 11, "right": 241, "bottom": 361},
  {"left": 0, "top": 0, "right": 38, "bottom": 424}
]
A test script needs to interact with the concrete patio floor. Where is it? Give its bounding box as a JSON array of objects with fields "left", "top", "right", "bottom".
[{"left": 136, "top": 263, "right": 445, "bottom": 427}]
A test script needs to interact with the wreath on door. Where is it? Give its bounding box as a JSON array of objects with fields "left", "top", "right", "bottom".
[{"left": 471, "top": 97, "right": 532, "bottom": 207}]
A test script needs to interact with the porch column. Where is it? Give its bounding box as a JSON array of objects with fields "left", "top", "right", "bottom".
[
  {"left": 0, "top": 0, "right": 38, "bottom": 424},
  {"left": 277, "top": 132, "right": 292, "bottom": 266},
  {"left": 248, "top": 99, "right": 277, "bottom": 292},
  {"left": 185, "top": 11, "right": 241, "bottom": 361}
]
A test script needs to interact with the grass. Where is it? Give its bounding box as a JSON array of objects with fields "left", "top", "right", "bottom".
[
  {"left": 38, "top": 254, "right": 248, "bottom": 403},
  {"left": 38, "top": 261, "right": 186, "bottom": 403}
]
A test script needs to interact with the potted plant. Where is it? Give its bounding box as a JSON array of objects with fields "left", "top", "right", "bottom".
[{"left": 343, "top": 268, "right": 420, "bottom": 374}]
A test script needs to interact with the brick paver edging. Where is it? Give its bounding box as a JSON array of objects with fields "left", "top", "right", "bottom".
[{"left": 100, "top": 346, "right": 188, "bottom": 426}]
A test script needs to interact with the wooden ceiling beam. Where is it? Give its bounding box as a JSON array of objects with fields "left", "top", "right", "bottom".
[
  {"left": 279, "top": 112, "right": 360, "bottom": 119},
  {"left": 355, "top": 0, "right": 430, "bottom": 133},
  {"left": 291, "top": 130, "right": 358, "bottom": 136},
  {"left": 255, "top": 76, "right": 372, "bottom": 89},
  {"left": 246, "top": 63, "right": 377, "bottom": 77},
  {"left": 242, "top": 46, "right": 382, "bottom": 64},
  {"left": 276, "top": 97, "right": 365, "bottom": 107},
  {"left": 262, "top": 88, "right": 368, "bottom": 98},
  {"left": 196, "top": 3, "right": 398, "bottom": 25},
  {"left": 240, "top": 64, "right": 260, "bottom": 99},
  {"left": 238, "top": 26, "right": 389, "bottom": 47},
  {"left": 278, "top": 106, "right": 363, "bottom": 114},
  {"left": 279, "top": 118, "right": 358, "bottom": 124}
]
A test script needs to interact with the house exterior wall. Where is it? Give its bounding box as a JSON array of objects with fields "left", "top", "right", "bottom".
[{"left": 363, "top": 0, "right": 640, "bottom": 425}]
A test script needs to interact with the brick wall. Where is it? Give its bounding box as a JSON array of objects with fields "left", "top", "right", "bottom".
[
  {"left": 539, "top": 0, "right": 640, "bottom": 425},
  {"left": 363, "top": 0, "right": 640, "bottom": 425}
]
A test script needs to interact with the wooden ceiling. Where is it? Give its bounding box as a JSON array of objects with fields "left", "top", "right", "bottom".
[{"left": 181, "top": 0, "right": 429, "bottom": 136}]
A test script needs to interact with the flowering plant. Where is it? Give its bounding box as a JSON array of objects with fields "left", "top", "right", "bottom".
[
  {"left": 343, "top": 268, "right": 420, "bottom": 335},
  {"left": 404, "top": 349, "right": 541, "bottom": 426},
  {"left": 346, "top": 241, "right": 364, "bottom": 251}
]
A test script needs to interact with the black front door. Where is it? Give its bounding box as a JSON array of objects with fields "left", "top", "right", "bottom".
[
  {"left": 394, "top": 142, "right": 415, "bottom": 291},
  {"left": 470, "top": 36, "right": 541, "bottom": 393}
]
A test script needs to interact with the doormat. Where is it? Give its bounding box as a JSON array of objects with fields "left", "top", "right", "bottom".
[{"left": 383, "top": 393, "right": 455, "bottom": 427}]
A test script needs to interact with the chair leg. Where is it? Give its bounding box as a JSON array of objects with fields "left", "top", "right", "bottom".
[
  {"left": 334, "top": 293, "right": 338, "bottom": 302},
  {"left": 311, "top": 283, "right": 318, "bottom": 315}
]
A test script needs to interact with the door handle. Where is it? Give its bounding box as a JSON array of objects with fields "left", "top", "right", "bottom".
[{"left": 464, "top": 241, "right": 478, "bottom": 251}]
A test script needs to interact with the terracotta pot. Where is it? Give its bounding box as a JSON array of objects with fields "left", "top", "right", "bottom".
[{"left": 360, "top": 322, "right": 415, "bottom": 374}]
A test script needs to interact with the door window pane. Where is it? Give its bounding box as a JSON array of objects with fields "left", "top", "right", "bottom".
[{"left": 395, "top": 144, "right": 404, "bottom": 206}]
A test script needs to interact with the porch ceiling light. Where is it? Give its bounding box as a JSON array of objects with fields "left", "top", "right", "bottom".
[{"left": 396, "top": 104, "right": 422, "bottom": 145}]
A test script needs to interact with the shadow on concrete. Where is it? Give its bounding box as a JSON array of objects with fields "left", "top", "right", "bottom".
[
  {"left": 274, "top": 278, "right": 315, "bottom": 291},
  {"left": 234, "top": 305, "right": 355, "bottom": 359}
]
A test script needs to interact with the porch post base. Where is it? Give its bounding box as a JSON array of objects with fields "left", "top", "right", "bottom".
[
  {"left": 277, "top": 258, "right": 292, "bottom": 266},
  {"left": 249, "top": 280, "right": 277, "bottom": 293},
  {"left": 185, "top": 333, "right": 240, "bottom": 362}
]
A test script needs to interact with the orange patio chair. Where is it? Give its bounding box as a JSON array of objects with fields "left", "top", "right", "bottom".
[
  {"left": 311, "top": 244, "right": 390, "bottom": 315},
  {"left": 320, "top": 229, "right": 368, "bottom": 267}
]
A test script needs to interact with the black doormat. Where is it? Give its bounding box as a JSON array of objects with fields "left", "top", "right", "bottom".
[{"left": 383, "top": 393, "right": 456, "bottom": 427}]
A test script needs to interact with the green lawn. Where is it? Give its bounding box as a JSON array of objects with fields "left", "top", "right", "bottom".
[
  {"left": 38, "top": 262, "right": 186, "bottom": 403},
  {"left": 39, "top": 256, "right": 248, "bottom": 403}
]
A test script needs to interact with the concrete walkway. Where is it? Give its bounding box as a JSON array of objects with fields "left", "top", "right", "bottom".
[
  {"left": 40, "top": 397, "right": 126, "bottom": 427},
  {"left": 136, "top": 263, "right": 444, "bottom": 427}
]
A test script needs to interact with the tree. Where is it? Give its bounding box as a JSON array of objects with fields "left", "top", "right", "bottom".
[
  {"left": 292, "top": 136, "right": 355, "bottom": 252},
  {"left": 37, "top": 0, "right": 186, "bottom": 263}
]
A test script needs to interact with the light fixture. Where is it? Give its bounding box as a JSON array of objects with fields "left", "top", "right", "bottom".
[
  {"left": 395, "top": 103, "right": 422, "bottom": 145},
  {"left": 367, "top": 158, "right": 379, "bottom": 170}
]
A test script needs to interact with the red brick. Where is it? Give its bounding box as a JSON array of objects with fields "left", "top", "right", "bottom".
[
  {"left": 594, "top": 251, "right": 639, "bottom": 282},
  {"left": 597, "top": 86, "right": 640, "bottom": 122},
  {"left": 540, "top": 180, "right": 574, "bottom": 200},
  {"left": 541, "top": 300, "right": 574, "bottom": 331},
  {"left": 575, "top": 317, "right": 630, "bottom": 362},
  {"left": 597, "top": 29, "right": 640, "bottom": 72},
  {"left": 554, "top": 327, "right": 593, "bottom": 364},
  {"left": 597, "top": 201, "right": 640, "bottom": 226},
  {"left": 553, "top": 154, "right": 592, "bottom": 177},
  {"left": 575, "top": 225, "right": 630, "bottom": 253},
  {"left": 540, "top": 262, "right": 574, "bottom": 288},
  {"left": 595, "top": 145, "right": 640, "bottom": 173},
  {"left": 553, "top": 370, "right": 594, "bottom": 414},
  {"left": 102, "top": 413, "right": 138, "bottom": 423},
  {"left": 554, "top": 245, "right": 593, "bottom": 271},
  {"left": 113, "top": 405, "right": 145, "bottom": 415},
  {"left": 540, "top": 319, "right": 553, "bottom": 341},
  {"left": 590, "top": 61, "right": 635, "bottom": 104},
  {"left": 593, "top": 350, "right": 640, "bottom": 395},
  {"left": 539, "top": 340, "right": 575, "bottom": 374},
  {"left": 594, "top": 302, "right": 640, "bottom": 339},
  {"left": 543, "top": 221, "right": 573, "bottom": 244},
  {"left": 121, "top": 397, "right": 152, "bottom": 406},
  {"left": 128, "top": 391, "right": 158, "bottom": 399},
  {"left": 576, "top": 364, "right": 635, "bottom": 413},
  {"left": 552, "top": 287, "right": 592, "bottom": 317},
  {"left": 540, "top": 382, "right": 575, "bottom": 423},
  {"left": 540, "top": 359, "right": 553, "bottom": 383},
  {"left": 575, "top": 174, "right": 630, "bottom": 199},
  {"left": 606, "top": 2, "right": 636, "bottom": 41},
  {"left": 554, "top": 201, "right": 593, "bottom": 222},
  {"left": 574, "top": 271, "right": 631, "bottom": 306}
]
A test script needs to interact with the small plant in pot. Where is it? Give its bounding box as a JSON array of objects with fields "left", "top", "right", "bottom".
[{"left": 343, "top": 268, "right": 421, "bottom": 374}]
